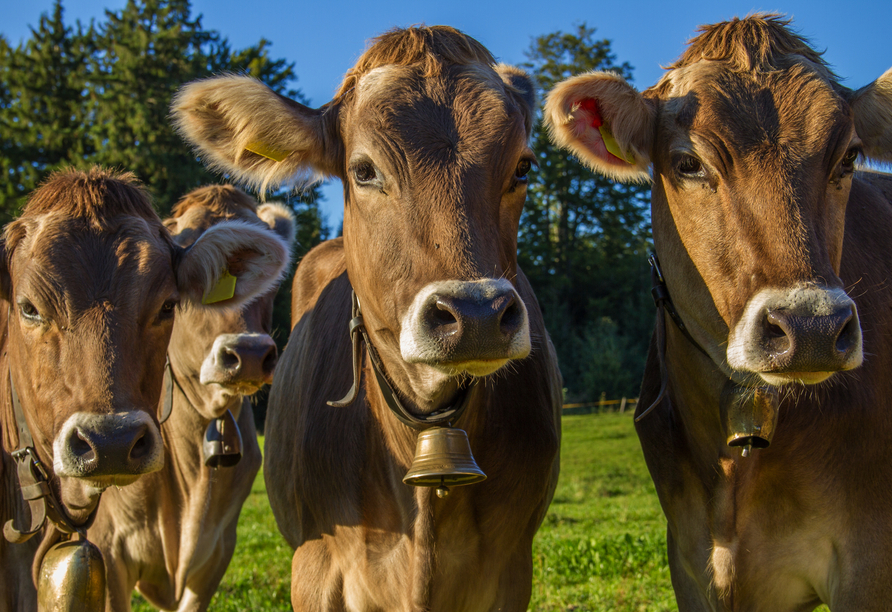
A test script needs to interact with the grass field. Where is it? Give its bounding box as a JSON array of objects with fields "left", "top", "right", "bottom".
[{"left": 131, "top": 412, "right": 828, "bottom": 611}]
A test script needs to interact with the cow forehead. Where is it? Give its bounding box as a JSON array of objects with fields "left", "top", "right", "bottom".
[
  {"left": 656, "top": 61, "right": 850, "bottom": 155},
  {"left": 11, "top": 212, "right": 175, "bottom": 312},
  {"left": 348, "top": 64, "right": 521, "bottom": 157}
]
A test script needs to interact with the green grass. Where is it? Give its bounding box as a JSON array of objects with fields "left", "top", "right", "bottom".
[
  {"left": 529, "top": 413, "right": 675, "bottom": 611},
  {"left": 130, "top": 413, "right": 831, "bottom": 611}
]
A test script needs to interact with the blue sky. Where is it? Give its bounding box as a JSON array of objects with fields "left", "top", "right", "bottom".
[{"left": 3, "top": 0, "right": 890, "bottom": 227}]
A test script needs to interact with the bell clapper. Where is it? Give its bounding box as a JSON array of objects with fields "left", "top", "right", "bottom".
[
  {"left": 741, "top": 444, "right": 751, "bottom": 458},
  {"left": 435, "top": 479, "right": 450, "bottom": 499}
]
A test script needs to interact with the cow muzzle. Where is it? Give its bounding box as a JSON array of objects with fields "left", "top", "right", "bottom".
[
  {"left": 727, "top": 284, "right": 863, "bottom": 384},
  {"left": 200, "top": 333, "right": 278, "bottom": 390},
  {"left": 400, "top": 279, "right": 531, "bottom": 376},
  {"left": 53, "top": 411, "right": 163, "bottom": 485}
]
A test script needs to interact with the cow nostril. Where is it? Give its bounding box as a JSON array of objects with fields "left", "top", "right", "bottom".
[
  {"left": 764, "top": 311, "right": 792, "bottom": 355},
  {"left": 766, "top": 321, "right": 786, "bottom": 339},
  {"left": 262, "top": 347, "right": 278, "bottom": 376},
  {"left": 432, "top": 305, "right": 457, "bottom": 326},
  {"left": 220, "top": 348, "right": 241, "bottom": 371},
  {"left": 500, "top": 300, "right": 522, "bottom": 335},
  {"left": 70, "top": 430, "right": 95, "bottom": 463},
  {"left": 836, "top": 315, "right": 858, "bottom": 354},
  {"left": 428, "top": 301, "right": 460, "bottom": 338},
  {"left": 129, "top": 431, "right": 150, "bottom": 462}
]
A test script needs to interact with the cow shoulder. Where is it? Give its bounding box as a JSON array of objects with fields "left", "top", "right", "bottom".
[{"left": 291, "top": 237, "right": 347, "bottom": 329}]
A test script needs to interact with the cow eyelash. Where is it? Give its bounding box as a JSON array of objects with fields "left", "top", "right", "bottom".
[
  {"left": 675, "top": 153, "right": 706, "bottom": 179},
  {"left": 515, "top": 158, "right": 533, "bottom": 181},
  {"left": 840, "top": 147, "right": 861, "bottom": 173},
  {"left": 158, "top": 299, "right": 178, "bottom": 322},
  {"left": 351, "top": 160, "right": 381, "bottom": 187}
]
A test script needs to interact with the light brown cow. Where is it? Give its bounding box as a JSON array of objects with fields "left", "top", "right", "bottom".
[
  {"left": 546, "top": 14, "right": 892, "bottom": 612},
  {"left": 172, "top": 26, "right": 562, "bottom": 611},
  {"left": 87, "top": 185, "right": 294, "bottom": 612},
  {"left": 0, "top": 169, "right": 289, "bottom": 610}
]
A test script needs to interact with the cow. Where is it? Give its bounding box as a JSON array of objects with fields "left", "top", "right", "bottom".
[
  {"left": 87, "top": 185, "right": 294, "bottom": 612},
  {"left": 545, "top": 13, "right": 892, "bottom": 612},
  {"left": 0, "top": 168, "right": 290, "bottom": 611},
  {"left": 172, "top": 26, "right": 562, "bottom": 611}
]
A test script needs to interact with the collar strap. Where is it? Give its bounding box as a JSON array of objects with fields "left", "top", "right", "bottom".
[
  {"left": 4, "top": 375, "right": 81, "bottom": 542},
  {"left": 327, "top": 291, "right": 473, "bottom": 430},
  {"left": 648, "top": 253, "right": 710, "bottom": 359},
  {"left": 636, "top": 254, "right": 712, "bottom": 423}
]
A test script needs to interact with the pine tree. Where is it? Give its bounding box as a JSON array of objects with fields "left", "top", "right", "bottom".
[
  {"left": 0, "top": 1, "right": 96, "bottom": 221},
  {"left": 90, "top": 0, "right": 236, "bottom": 213},
  {"left": 1, "top": 0, "right": 325, "bottom": 221},
  {"left": 521, "top": 25, "right": 653, "bottom": 400}
]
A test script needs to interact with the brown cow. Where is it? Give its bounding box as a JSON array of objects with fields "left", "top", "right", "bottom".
[
  {"left": 87, "top": 185, "right": 294, "bottom": 612},
  {"left": 172, "top": 26, "right": 562, "bottom": 611},
  {"left": 546, "top": 14, "right": 892, "bottom": 612},
  {"left": 0, "top": 169, "right": 289, "bottom": 610}
]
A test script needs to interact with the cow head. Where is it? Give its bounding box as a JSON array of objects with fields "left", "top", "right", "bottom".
[
  {"left": 0, "top": 169, "right": 289, "bottom": 525},
  {"left": 163, "top": 185, "right": 294, "bottom": 420},
  {"left": 545, "top": 15, "right": 892, "bottom": 386},
  {"left": 172, "top": 26, "right": 537, "bottom": 413}
]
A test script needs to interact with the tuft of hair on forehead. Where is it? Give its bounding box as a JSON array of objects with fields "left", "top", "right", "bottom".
[
  {"left": 336, "top": 25, "right": 497, "bottom": 97},
  {"left": 20, "top": 166, "right": 160, "bottom": 226},
  {"left": 670, "top": 14, "right": 836, "bottom": 81},
  {"left": 171, "top": 184, "right": 259, "bottom": 220}
]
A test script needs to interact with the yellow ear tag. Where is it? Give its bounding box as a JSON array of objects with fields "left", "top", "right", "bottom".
[
  {"left": 598, "top": 125, "right": 634, "bottom": 164},
  {"left": 244, "top": 141, "right": 291, "bottom": 163},
  {"left": 202, "top": 270, "right": 237, "bottom": 305}
]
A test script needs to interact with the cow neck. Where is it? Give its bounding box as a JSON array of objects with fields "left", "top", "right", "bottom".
[
  {"left": 4, "top": 373, "right": 84, "bottom": 543},
  {"left": 327, "top": 291, "right": 473, "bottom": 429},
  {"left": 636, "top": 253, "right": 711, "bottom": 422}
]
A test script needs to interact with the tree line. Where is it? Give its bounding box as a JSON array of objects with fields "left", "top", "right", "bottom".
[{"left": 1, "top": 1, "right": 655, "bottom": 406}]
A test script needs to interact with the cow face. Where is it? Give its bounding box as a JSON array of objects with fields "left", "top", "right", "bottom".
[
  {"left": 0, "top": 169, "right": 289, "bottom": 524},
  {"left": 163, "top": 186, "right": 294, "bottom": 420},
  {"left": 545, "top": 17, "right": 892, "bottom": 387},
  {"left": 172, "top": 27, "right": 537, "bottom": 413},
  {"left": 338, "top": 62, "right": 536, "bottom": 407}
]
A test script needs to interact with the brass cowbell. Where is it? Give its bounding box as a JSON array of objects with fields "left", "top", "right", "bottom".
[
  {"left": 403, "top": 426, "right": 486, "bottom": 498},
  {"left": 720, "top": 381, "right": 780, "bottom": 457},
  {"left": 202, "top": 409, "right": 243, "bottom": 468},
  {"left": 37, "top": 537, "right": 106, "bottom": 612}
]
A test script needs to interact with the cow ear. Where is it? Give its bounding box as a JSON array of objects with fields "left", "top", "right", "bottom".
[
  {"left": 176, "top": 220, "right": 289, "bottom": 308},
  {"left": 852, "top": 67, "right": 892, "bottom": 163},
  {"left": 544, "top": 71, "right": 654, "bottom": 183},
  {"left": 171, "top": 75, "right": 342, "bottom": 194},
  {"left": 257, "top": 202, "right": 297, "bottom": 246},
  {"left": 496, "top": 64, "right": 537, "bottom": 137}
]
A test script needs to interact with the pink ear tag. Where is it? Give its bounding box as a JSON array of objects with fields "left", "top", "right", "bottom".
[{"left": 202, "top": 270, "right": 237, "bottom": 305}]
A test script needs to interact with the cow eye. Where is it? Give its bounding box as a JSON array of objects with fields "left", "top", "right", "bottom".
[
  {"left": 352, "top": 161, "right": 379, "bottom": 185},
  {"left": 840, "top": 147, "right": 860, "bottom": 172},
  {"left": 18, "top": 301, "right": 43, "bottom": 324},
  {"left": 515, "top": 159, "right": 533, "bottom": 180},
  {"left": 676, "top": 154, "right": 704, "bottom": 178},
  {"left": 158, "top": 299, "right": 178, "bottom": 322}
]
